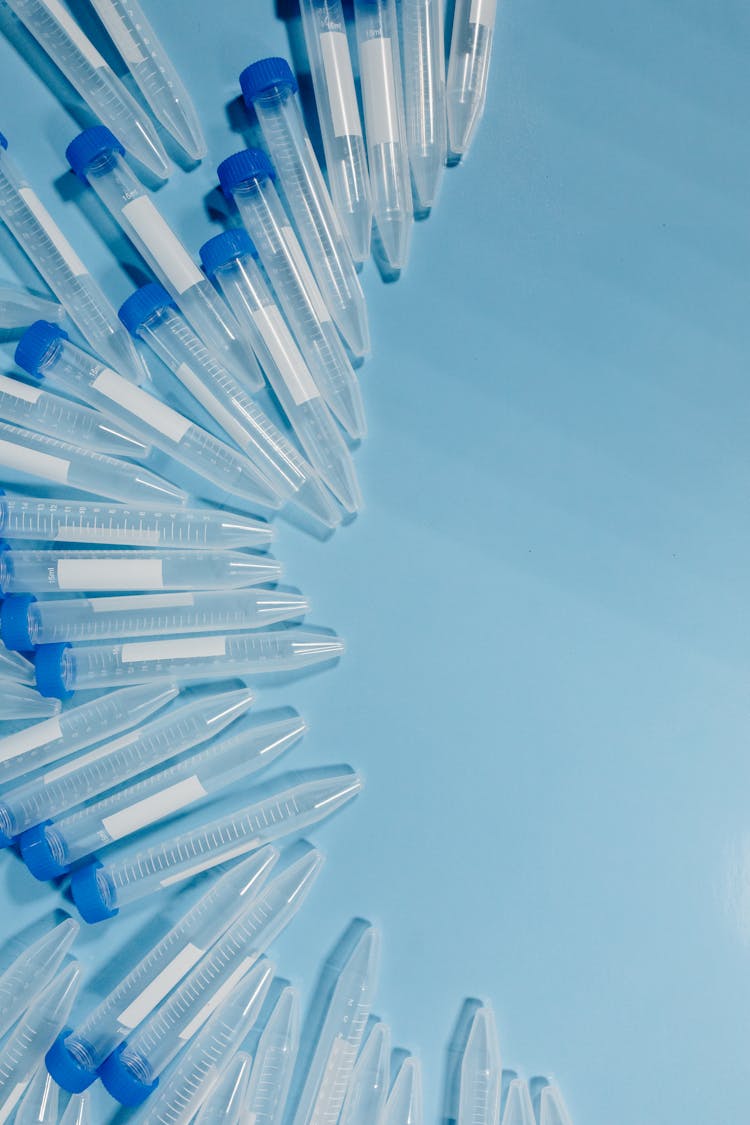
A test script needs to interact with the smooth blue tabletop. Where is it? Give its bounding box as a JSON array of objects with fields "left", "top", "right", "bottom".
[{"left": 0, "top": 2, "right": 748, "bottom": 1123}]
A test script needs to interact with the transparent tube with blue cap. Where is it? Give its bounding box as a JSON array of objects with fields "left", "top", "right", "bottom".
[
  {"left": 298, "top": 0, "right": 373, "bottom": 263},
  {"left": 88, "top": 0, "right": 206, "bottom": 161},
  {"left": 100, "top": 850, "right": 322, "bottom": 1104},
  {"left": 15, "top": 320, "right": 281, "bottom": 509},
  {"left": 0, "top": 133, "right": 148, "bottom": 381},
  {"left": 123, "top": 963, "right": 273, "bottom": 1119},
  {"left": 71, "top": 773, "right": 357, "bottom": 922},
  {"left": 401, "top": 0, "right": 448, "bottom": 210},
  {"left": 45, "top": 848, "right": 278, "bottom": 1091},
  {"left": 21, "top": 710, "right": 306, "bottom": 878},
  {"left": 240, "top": 57, "right": 370, "bottom": 358},
  {"left": 446, "top": 0, "right": 497, "bottom": 158},
  {"left": 0, "top": 686, "right": 254, "bottom": 844},
  {"left": 118, "top": 284, "right": 340, "bottom": 528},
  {"left": 0, "top": 419, "right": 186, "bottom": 505},
  {"left": 353, "top": 0, "right": 413, "bottom": 269},
  {"left": 217, "top": 150, "right": 366, "bottom": 440},
  {"left": 66, "top": 127, "right": 261, "bottom": 390},
  {"left": 0, "top": 491, "right": 271, "bottom": 551},
  {"left": 33, "top": 628, "right": 343, "bottom": 699},
  {"left": 0, "top": 682, "right": 177, "bottom": 786},
  {"left": 2, "top": 587, "right": 306, "bottom": 650},
  {"left": 0, "top": 371, "right": 150, "bottom": 459},
  {"left": 0, "top": 546, "right": 281, "bottom": 596},
  {"left": 200, "top": 230, "right": 361, "bottom": 513}
]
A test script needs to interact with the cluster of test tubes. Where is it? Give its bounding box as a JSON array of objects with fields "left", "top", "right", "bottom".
[
  {"left": 0, "top": 0, "right": 576, "bottom": 1120},
  {"left": 0, "top": 908, "right": 574, "bottom": 1124}
]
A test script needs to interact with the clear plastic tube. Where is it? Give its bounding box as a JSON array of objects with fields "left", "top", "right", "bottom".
[
  {"left": 0, "top": 687, "right": 253, "bottom": 840},
  {"left": 0, "top": 683, "right": 177, "bottom": 786},
  {"left": 46, "top": 848, "right": 278, "bottom": 1085},
  {"left": 0, "top": 683, "right": 61, "bottom": 720},
  {"left": 105, "top": 851, "right": 322, "bottom": 1098},
  {"left": 0, "top": 286, "right": 62, "bottom": 329},
  {"left": 13, "top": 1065, "right": 59, "bottom": 1125},
  {"left": 217, "top": 153, "right": 366, "bottom": 440},
  {"left": 298, "top": 0, "right": 373, "bottom": 263},
  {"left": 240, "top": 58, "right": 370, "bottom": 358},
  {"left": 127, "top": 963, "right": 273, "bottom": 1119},
  {"left": 0, "top": 962, "right": 80, "bottom": 1124},
  {"left": 446, "top": 0, "right": 497, "bottom": 158},
  {"left": 0, "top": 138, "right": 148, "bottom": 381},
  {"left": 501, "top": 1080, "right": 535, "bottom": 1125},
  {"left": 0, "top": 419, "right": 187, "bottom": 505},
  {"left": 72, "top": 772, "right": 356, "bottom": 916},
  {"left": 243, "top": 984, "right": 299, "bottom": 1125},
  {"left": 457, "top": 1005, "right": 502, "bottom": 1125},
  {"left": 400, "top": 0, "right": 447, "bottom": 210},
  {"left": 384, "top": 1058, "right": 423, "bottom": 1125},
  {"left": 23, "top": 711, "right": 306, "bottom": 874},
  {"left": 339, "top": 1022, "right": 390, "bottom": 1125},
  {"left": 66, "top": 132, "right": 262, "bottom": 390},
  {"left": 0, "top": 547, "right": 280, "bottom": 595},
  {"left": 88, "top": 0, "right": 206, "bottom": 161},
  {"left": 292, "top": 924, "right": 380, "bottom": 1125},
  {"left": 202, "top": 233, "right": 361, "bottom": 513},
  {"left": 3, "top": 0, "right": 169, "bottom": 177},
  {"left": 353, "top": 0, "right": 413, "bottom": 269},
  {"left": 17, "top": 322, "right": 280, "bottom": 509},
  {"left": 0, "top": 372, "right": 149, "bottom": 459},
  {"left": 35, "top": 628, "right": 343, "bottom": 697},
  {"left": 0, "top": 641, "right": 34, "bottom": 685},
  {"left": 58, "top": 1090, "right": 91, "bottom": 1125},
  {"left": 5, "top": 588, "right": 306, "bottom": 649},
  {"left": 539, "top": 1084, "right": 574, "bottom": 1125},
  {"left": 0, "top": 493, "right": 271, "bottom": 551},
  {"left": 0, "top": 918, "right": 78, "bottom": 1040},
  {"left": 120, "top": 291, "right": 339, "bottom": 528},
  {"left": 194, "top": 1051, "right": 252, "bottom": 1125}
]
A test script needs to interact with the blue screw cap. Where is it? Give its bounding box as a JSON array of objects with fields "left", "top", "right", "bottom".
[
  {"left": 118, "top": 283, "right": 176, "bottom": 336},
  {"left": 240, "top": 57, "right": 298, "bottom": 105},
  {"left": 14, "top": 320, "right": 68, "bottom": 379},
  {"left": 100, "top": 1042, "right": 157, "bottom": 1105},
  {"left": 199, "top": 228, "right": 257, "bottom": 276},
  {"left": 66, "top": 126, "right": 125, "bottom": 181},
  {"left": 217, "top": 149, "right": 276, "bottom": 200},
  {"left": 0, "top": 133, "right": 7, "bottom": 150},
  {"left": 35, "top": 642, "right": 73, "bottom": 701},
  {"left": 70, "top": 860, "right": 119, "bottom": 925},
  {"left": 1, "top": 594, "right": 37, "bottom": 652},
  {"left": 20, "top": 821, "right": 69, "bottom": 880},
  {"left": 46, "top": 1030, "right": 98, "bottom": 1093}
]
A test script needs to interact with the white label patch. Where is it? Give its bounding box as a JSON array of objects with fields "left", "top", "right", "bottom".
[
  {"left": 160, "top": 838, "right": 261, "bottom": 886},
  {"left": 92, "top": 368, "right": 192, "bottom": 443},
  {"left": 55, "top": 525, "right": 161, "bottom": 546},
  {"left": 121, "top": 197, "right": 203, "bottom": 295},
  {"left": 174, "top": 363, "right": 249, "bottom": 448},
  {"left": 470, "top": 0, "right": 497, "bottom": 27},
  {"left": 91, "top": 0, "right": 146, "bottom": 62},
  {"left": 117, "top": 942, "right": 204, "bottom": 1029},
  {"left": 102, "top": 775, "right": 207, "bottom": 840},
  {"left": 91, "top": 592, "right": 195, "bottom": 613},
  {"left": 0, "top": 374, "right": 42, "bottom": 404},
  {"left": 280, "top": 226, "right": 331, "bottom": 323},
  {"left": 178, "top": 956, "right": 256, "bottom": 1040},
  {"left": 321, "top": 31, "right": 361, "bottom": 138},
  {"left": 120, "top": 635, "right": 227, "bottom": 663},
  {"left": 254, "top": 305, "right": 319, "bottom": 405},
  {"left": 360, "top": 37, "right": 399, "bottom": 146},
  {"left": 17, "top": 187, "right": 88, "bottom": 277},
  {"left": 56, "top": 558, "right": 164, "bottom": 591},
  {"left": 0, "top": 716, "right": 62, "bottom": 764},
  {"left": 41, "top": 0, "right": 106, "bottom": 65},
  {"left": 0, "top": 438, "right": 70, "bottom": 484}
]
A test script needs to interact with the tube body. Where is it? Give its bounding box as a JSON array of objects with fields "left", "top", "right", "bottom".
[
  {"left": 446, "top": 0, "right": 497, "bottom": 157},
  {"left": 401, "top": 0, "right": 448, "bottom": 209}
]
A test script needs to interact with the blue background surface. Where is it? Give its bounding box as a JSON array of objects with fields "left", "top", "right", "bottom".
[{"left": 0, "top": 1, "right": 749, "bottom": 1122}]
